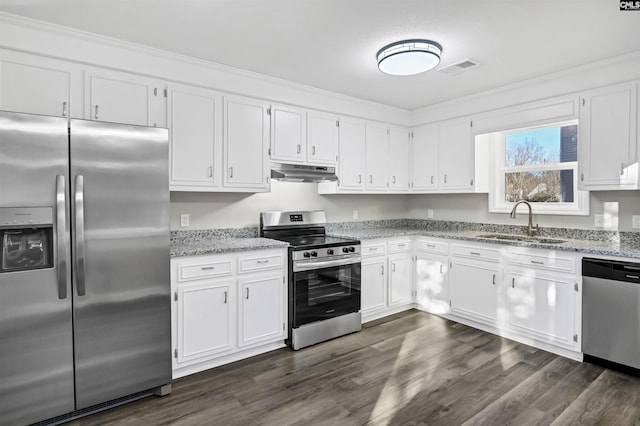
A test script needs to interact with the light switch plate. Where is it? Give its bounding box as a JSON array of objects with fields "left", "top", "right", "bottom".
[
  {"left": 180, "top": 213, "right": 190, "bottom": 227},
  {"left": 353, "top": 210, "right": 359, "bottom": 220},
  {"left": 427, "top": 209, "right": 434, "bottom": 219},
  {"left": 633, "top": 215, "right": 640, "bottom": 229}
]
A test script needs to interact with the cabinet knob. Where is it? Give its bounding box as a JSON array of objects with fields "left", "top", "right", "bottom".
[
  {"left": 94, "top": 105, "right": 99, "bottom": 120},
  {"left": 229, "top": 167, "right": 234, "bottom": 178},
  {"left": 312, "top": 146, "right": 316, "bottom": 155},
  {"left": 297, "top": 144, "right": 301, "bottom": 154}
]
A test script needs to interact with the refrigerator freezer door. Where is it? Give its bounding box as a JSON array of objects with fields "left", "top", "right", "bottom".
[
  {"left": 69, "top": 119, "right": 171, "bottom": 409},
  {"left": 0, "top": 111, "right": 74, "bottom": 425}
]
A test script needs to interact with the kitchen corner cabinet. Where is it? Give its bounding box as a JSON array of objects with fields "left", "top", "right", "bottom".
[
  {"left": 388, "top": 240, "right": 413, "bottom": 306},
  {"left": 337, "top": 117, "right": 366, "bottom": 190},
  {"left": 270, "top": 104, "right": 307, "bottom": 164},
  {"left": 85, "top": 67, "right": 167, "bottom": 127},
  {"left": 365, "top": 121, "right": 390, "bottom": 191},
  {"left": 448, "top": 243, "right": 502, "bottom": 326},
  {"left": 388, "top": 126, "right": 411, "bottom": 191},
  {"left": 578, "top": 81, "right": 638, "bottom": 190},
  {"left": 307, "top": 110, "right": 339, "bottom": 165},
  {"left": 168, "top": 84, "right": 222, "bottom": 190},
  {"left": 438, "top": 117, "right": 475, "bottom": 191},
  {"left": 171, "top": 248, "right": 287, "bottom": 378},
  {"left": 411, "top": 123, "right": 439, "bottom": 191},
  {"left": 414, "top": 238, "right": 449, "bottom": 314},
  {"left": 0, "top": 49, "right": 83, "bottom": 118},
  {"left": 224, "top": 95, "right": 270, "bottom": 191}
]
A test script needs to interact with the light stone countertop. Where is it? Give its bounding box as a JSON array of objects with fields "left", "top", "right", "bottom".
[
  {"left": 327, "top": 227, "right": 640, "bottom": 259},
  {"left": 170, "top": 237, "right": 288, "bottom": 258}
]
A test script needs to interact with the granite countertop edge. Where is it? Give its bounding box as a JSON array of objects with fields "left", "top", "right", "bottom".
[
  {"left": 171, "top": 238, "right": 289, "bottom": 258},
  {"left": 326, "top": 228, "right": 640, "bottom": 259}
]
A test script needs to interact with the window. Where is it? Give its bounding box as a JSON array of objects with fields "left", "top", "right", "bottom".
[{"left": 488, "top": 120, "right": 589, "bottom": 215}]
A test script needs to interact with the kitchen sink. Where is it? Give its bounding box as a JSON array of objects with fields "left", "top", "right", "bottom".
[{"left": 475, "top": 233, "right": 567, "bottom": 244}]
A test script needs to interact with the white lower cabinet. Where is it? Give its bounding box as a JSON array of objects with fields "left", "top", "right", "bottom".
[
  {"left": 238, "top": 273, "right": 285, "bottom": 347},
  {"left": 171, "top": 248, "right": 287, "bottom": 378},
  {"left": 361, "top": 238, "right": 414, "bottom": 322},
  {"left": 449, "top": 258, "right": 502, "bottom": 325},
  {"left": 415, "top": 238, "right": 449, "bottom": 314},
  {"left": 176, "top": 279, "right": 234, "bottom": 364}
]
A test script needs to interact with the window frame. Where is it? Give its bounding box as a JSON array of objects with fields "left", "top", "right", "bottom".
[{"left": 488, "top": 120, "right": 589, "bottom": 216}]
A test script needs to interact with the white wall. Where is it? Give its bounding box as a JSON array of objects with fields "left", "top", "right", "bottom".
[
  {"left": 170, "top": 181, "right": 409, "bottom": 229},
  {"left": 407, "top": 191, "right": 640, "bottom": 231}
]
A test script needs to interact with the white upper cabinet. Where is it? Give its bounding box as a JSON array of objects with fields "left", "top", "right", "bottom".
[
  {"left": 307, "top": 110, "right": 339, "bottom": 165},
  {"left": 85, "top": 68, "right": 166, "bottom": 127},
  {"left": 388, "top": 126, "right": 410, "bottom": 191},
  {"left": 224, "top": 94, "right": 270, "bottom": 191},
  {"left": 438, "top": 117, "right": 475, "bottom": 191},
  {"left": 411, "top": 123, "right": 439, "bottom": 191},
  {"left": 270, "top": 104, "right": 306, "bottom": 164},
  {"left": 365, "top": 121, "right": 389, "bottom": 191},
  {"left": 168, "top": 83, "right": 222, "bottom": 190},
  {"left": 578, "top": 81, "right": 638, "bottom": 190},
  {"left": 337, "top": 117, "right": 366, "bottom": 190},
  {"left": 0, "top": 50, "right": 83, "bottom": 118}
]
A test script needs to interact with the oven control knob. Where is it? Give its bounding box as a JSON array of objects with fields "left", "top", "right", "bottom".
[
  {"left": 310, "top": 251, "right": 318, "bottom": 257},
  {"left": 327, "top": 249, "right": 334, "bottom": 255},
  {"left": 303, "top": 252, "right": 311, "bottom": 258},
  {"left": 342, "top": 247, "right": 349, "bottom": 253},
  {"left": 348, "top": 246, "right": 355, "bottom": 252}
]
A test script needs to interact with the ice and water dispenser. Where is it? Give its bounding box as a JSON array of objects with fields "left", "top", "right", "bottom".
[{"left": 0, "top": 207, "right": 54, "bottom": 273}]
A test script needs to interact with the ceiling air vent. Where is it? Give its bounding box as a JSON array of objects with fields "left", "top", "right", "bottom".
[{"left": 437, "top": 59, "right": 479, "bottom": 76}]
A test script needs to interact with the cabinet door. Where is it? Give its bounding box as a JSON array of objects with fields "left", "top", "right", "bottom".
[
  {"left": 307, "top": 111, "right": 338, "bottom": 165},
  {"left": 365, "top": 121, "right": 389, "bottom": 190},
  {"left": 168, "top": 84, "right": 222, "bottom": 188},
  {"left": 86, "top": 68, "right": 166, "bottom": 127},
  {"left": 238, "top": 274, "right": 285, "bottom": 347},
  {"left": 411, "top": 124, "right": 438, "bottom": 191},
  {"left": 449, "top": 259, "right": 501, "bottom": 325},
  {"left": 338, "top": 117, "right": 366, "bottom": 190},
  {"left": 388, "top": 253, "right": 413, "bottom": 306},
  {"left": 176, "top": 280, "right": 234, "bottom": 365},
  {"left": 508, "top": 272, "right": 576, "bottom": 348},
  {"left": 579, "top": 82, "right": 637, "bottom": 189},
  {"left": 389, "top": 126, "right": 410, "bottom": 191},
  {"left": 438, "top": 118, "right": 474, "bottom": 191},
  {"left": 361, "top": 257, "right": 387, "bottom": 316},
  {"left": 415, "top": 252, "right": 449, "bottom": 314},
  {"left": 270, "top": 104, "right": 306, "bottom": 164},
  {"left": 0, "top": 52, "right": 82, "bottom": 118},
  {"left": 224, "top": 95, "right": 270, "bottom": 190}
]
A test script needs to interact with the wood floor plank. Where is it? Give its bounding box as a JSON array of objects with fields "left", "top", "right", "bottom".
[{"left": 66, "top": 310, "right": 640, "bottom": 426}]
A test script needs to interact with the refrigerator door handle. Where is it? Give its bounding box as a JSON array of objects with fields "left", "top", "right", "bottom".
[
  {"left": 56, "top": 175, "right": 68, "bottom": 300},
  {"left": 75, "top": 174, "right": 87, "bottom": 296}
]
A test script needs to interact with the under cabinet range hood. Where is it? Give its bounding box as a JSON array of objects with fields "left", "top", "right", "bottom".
[{"left": 270, "top": 163, "right": 338, "bottom": 183}]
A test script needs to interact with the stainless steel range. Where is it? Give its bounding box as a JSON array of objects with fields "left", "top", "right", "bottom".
[{"left": 260, "top": 211, "right": 361, "bottom": 350}]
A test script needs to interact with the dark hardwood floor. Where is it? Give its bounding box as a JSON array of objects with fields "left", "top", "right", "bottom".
[{"left": 70, "top": 310, "right": 640, "bottom": 425}]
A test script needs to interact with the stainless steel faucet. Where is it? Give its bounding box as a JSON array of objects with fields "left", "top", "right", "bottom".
[{"left": 509, "top": 200, "right": 540, "bottom": 236}]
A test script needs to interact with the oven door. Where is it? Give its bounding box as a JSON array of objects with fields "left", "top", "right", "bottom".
[{"left": 292, "top": 255, "right": 361, "bottom": 327}]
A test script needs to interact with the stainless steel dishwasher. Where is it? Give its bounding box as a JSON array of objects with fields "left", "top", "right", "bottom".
[{"left": 582, "top": 257, "right": 640, "bottom": 369}]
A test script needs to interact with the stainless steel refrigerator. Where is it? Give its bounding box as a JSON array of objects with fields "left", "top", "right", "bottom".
[{"left": 0, "top": 110, "right": 172, "bottom": 425}]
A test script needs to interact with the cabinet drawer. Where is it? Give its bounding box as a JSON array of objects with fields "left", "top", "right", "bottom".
[
  {"left": 361, "top": 242, "right": 387, "bottom": 257},
  {"left": 451, "top": 244, "right": 501, "bottom": 262},
  {"left": 177, "top": 258, "right": 234, "bottom": 282},
  {"left": 415, "top": 239, "right": 449, "bottom": 255},
  {"left": 509, "top": 251, "right": 575, "bottom": 273},
  {"left": 238, "top": 252, "right": 284, "bottom": 274},
  {"left": 388, "top": 240, "right": 411, "bottom": 253}
]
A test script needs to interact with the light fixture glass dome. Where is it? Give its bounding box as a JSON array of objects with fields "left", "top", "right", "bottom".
[{"left": 377, "top": 39, "right": 442, "bottom": 76}]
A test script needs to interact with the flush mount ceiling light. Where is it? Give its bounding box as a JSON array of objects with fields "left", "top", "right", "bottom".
[{"left": 376, "top": 39, "right": 442, "bottom": 76}]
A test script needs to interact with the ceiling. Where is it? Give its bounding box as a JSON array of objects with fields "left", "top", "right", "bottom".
[{"left": 1, "top": 0, "right": 639, "bottom": 110}]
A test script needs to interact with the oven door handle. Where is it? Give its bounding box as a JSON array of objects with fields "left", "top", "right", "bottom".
[{"left": 293, "top": 255, "right": 361, "bottom": 272}]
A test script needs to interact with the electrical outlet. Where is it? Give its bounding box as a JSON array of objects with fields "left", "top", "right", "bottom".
[
  {"left": 180, "top": 213, "right": 190, "bottom": 227},
  {"left": 633, "top": 215, "right": 640, "bottom": 229},
  {"left": 427, "top": 209, "right": 434, "bottom": 219},
  {"left": 353, "top": 210, "right": 359, "bottom": 220},
  {"left": 594, "top": 214, "right": 604, "bottom": 228}
]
